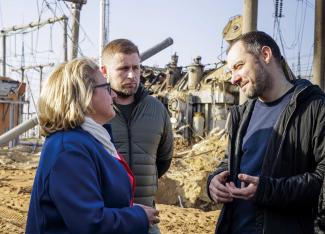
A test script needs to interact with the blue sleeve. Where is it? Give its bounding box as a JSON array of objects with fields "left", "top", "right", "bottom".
[{"left": 48, "top": 146, "right": 148, "bottom": 234}]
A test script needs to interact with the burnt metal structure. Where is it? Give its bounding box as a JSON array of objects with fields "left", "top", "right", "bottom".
[
  {"left": 141, "top": 53, "right": 238, "bottom": 142},
  {"left": 140, "top": 17, "right": 243, "bottom": 142}
]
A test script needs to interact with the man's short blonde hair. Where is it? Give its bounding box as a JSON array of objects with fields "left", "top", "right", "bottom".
[
  {"left": 101, "top": 38, "right": 139, "bottom": 65},
  {"left": 38, "top": 58, "right": 98, "bottom": 136}
]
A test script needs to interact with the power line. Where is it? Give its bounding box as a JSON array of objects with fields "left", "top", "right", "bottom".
[
  {"left": 2, "top": 15, "right": 67, "bottom": 67},
  {"left": 1, "top": 0, "right": 67, "bottom": 77},
  {"left": 298, "top": 0, "right": 307, "bottom": 52},
  {"left": 305, "top": 0, "right": 314, "bottom": 8},
  {"left": 60, "top": 0, "right": 96, "bottom": 47},
  {"left": 44, "top": 0, "right": 85, "bottom": 57},
  {"left": 286, "top": 53, "right": 313, "bottom": 60}
]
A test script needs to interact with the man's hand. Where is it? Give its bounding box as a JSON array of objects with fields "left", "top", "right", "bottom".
[
  {"left": 135, "top": 204, "right": 160, "bottom": 225},
  {"left": 226, "top": 173, "right": 259, "bottom": 200},
  {"left": 209, "top": 170, "right": 233, "bottom": 204}
]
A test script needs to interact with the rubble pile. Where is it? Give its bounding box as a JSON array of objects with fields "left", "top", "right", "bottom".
[
  {"left": 156, "top": 130, "right": 227, "bottom": 210},
  {"left": 0, "top": 146, "right": 40, "bottom": 169}
]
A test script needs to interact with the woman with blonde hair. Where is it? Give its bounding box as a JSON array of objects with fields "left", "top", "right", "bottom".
[{"left": 26, "top": 58, "right": 159, "bottom": 234}]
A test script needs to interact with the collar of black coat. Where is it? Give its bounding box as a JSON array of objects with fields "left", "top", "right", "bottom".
[
  {"left": 133, "top": 83, "right": 150, "bottom": 104},
  {"left": 289, "top": 79, "right": 325, "bottom": 105}
]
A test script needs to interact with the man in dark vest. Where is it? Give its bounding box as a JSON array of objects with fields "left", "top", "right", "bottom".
[{"left": 101, "top": 39, "right": 173, "bottom": 234}]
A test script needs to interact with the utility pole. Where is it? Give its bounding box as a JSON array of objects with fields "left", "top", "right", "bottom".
[
  {"left": 63, "top": 17, "right": 68, "bottom": 62},
  {"left": 35, "top": 64, "right": 54, "bottom": 138},
  {"left": 71, "top": 3, "right": 82, "bottom": 59},
  {"left": 32, "top": 64, "right": 55, "bottom": 95},
  {"left": 240, "top": 0, "right": 258, "bottom": 104},
  {"left": 64, "top": 0, "right": 87, "bottom": 59},
  {"left": 99, "top": 0, "right": 109, "bottom": 66},
  {"left": 243, "top": 0, "right": 258, "bottom": 34},
  {"left": 2, "top": 34, "right": 5, "bottom": 77},
  {"left": 0, "top": 16, "right": 67, "bottom": 77},
  {"left": 312, "top": 0, "right": 325, "bottom": 90}
]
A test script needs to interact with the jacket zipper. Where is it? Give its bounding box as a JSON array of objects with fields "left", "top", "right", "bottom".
[
  {"left": 114, "top": 106, "right": 133, "bottom": 171},
  {"left": 123, "top": 103, "right": 139, "bottom": 172},
  {"left": 127, "top": 122, "right": 132, "bottom": 171}
]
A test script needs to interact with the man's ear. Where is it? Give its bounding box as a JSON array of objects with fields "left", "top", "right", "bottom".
[
  {"left": 101, "top": 65, "right": 107, "bottom": 76},
  {"left": 261, "top": 46, "right": 272, "bottom": 64}
]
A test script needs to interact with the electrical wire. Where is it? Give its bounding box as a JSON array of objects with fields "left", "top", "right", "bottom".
[
  {"left": 60, "top": 0, "right": 96, "bottom": 47},
  {"left": 305, "top": 0, "right": 314, "bottom": 8},
  {"left": 273, "top": 0, "right": 312, "bottom": 76},
  {"left": 35, "top": 0, "right": 46, "bottom": 51},
  {"left": 298, "top": 0, "right": 307, "bottom": 52},
  {"left": 286, "top": 53, "right": 313, "bottom": 60},
  {"left": 3, "top": 0, "right": 60, "bottom": 84},
  {"left": 56, "top": 1, "right": 88, "bottom": 57},
  {"left": 304, "top": 44, "right": 314, "bottom": 78},
  {"left": 44, "top": 0, "right": 85, "bottom": 57}
]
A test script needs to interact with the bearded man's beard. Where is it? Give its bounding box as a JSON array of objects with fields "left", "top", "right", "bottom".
[{"left": 112, "top": 86, "right": 138, "bottom": 98}]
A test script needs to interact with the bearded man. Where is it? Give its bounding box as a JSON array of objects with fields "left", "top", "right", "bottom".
[{"left": 207, "top": 31, "right": 325, "bottom": 234}]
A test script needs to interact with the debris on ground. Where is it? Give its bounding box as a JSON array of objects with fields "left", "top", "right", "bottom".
[{"left": 156, "top": 130, "right": 227, "bottom": 210}]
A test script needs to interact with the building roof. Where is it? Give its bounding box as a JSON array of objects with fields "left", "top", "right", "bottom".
[{"left": 0, "top": 77, "right": 23, "bottom": 97}]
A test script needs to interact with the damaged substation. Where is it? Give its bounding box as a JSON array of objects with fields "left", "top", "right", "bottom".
[
  {"left": 5, "top": 0, "right": 323, "bottom": 229},
  {"left": 0, "top": 0, "right": 323, "bottom": 232}
]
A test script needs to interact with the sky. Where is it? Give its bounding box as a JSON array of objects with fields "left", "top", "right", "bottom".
[{"left": 0, "top": 0, "right": 316, "bottom": 113}]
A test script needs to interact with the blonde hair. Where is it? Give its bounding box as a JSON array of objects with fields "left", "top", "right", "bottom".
[{"left": 38, "top": 58, "right": 99, "bottom": 136}]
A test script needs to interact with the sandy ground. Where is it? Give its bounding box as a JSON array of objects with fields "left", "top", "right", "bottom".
[
  {"left": 157, "top": 204, "right": 219, "bottom": 234},
  {"left": 0, "top": 143, "right": 221, "bottom": 234},
  {"left": 0, "top": 147, "right": 38, "bottom": 234}
]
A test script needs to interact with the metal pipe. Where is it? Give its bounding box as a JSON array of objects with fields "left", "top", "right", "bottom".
[
  {"left": 2, "top": 34, "right": 6, "bottom": 77},
  {"left": 140, "top": 37, "right": 173, "bottom": 62},
  {"left": 0, "top": 100, "right": 28, "bottom": 104},
  {"left": 0, "top": 116, "right": 38, "bottom": 146}
]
